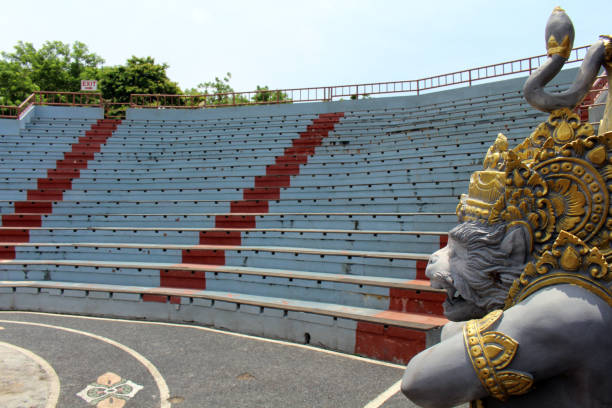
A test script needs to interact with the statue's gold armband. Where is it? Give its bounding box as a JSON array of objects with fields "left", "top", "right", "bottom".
[{"left": 463, "top": 310, "right": 534, "bottom": 402}]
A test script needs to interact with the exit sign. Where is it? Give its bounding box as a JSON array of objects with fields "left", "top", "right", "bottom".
[{"left": 81, "top": 80, "right": 98, "bottom": 91}]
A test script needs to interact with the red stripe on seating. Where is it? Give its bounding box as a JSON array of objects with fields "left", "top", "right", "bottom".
[
  {"left": 243, "top": 188, "right": 280, "bottom": 200},
  {"left": 152, "top": 113, "right": 345, "bottom": 298},
  {"left": 1, "top": 119, "right": 120, "bottom": 272},
  {"left": 416, "top": 259, "right": 429, "bottom": 280},
  {"left": 2, "top": 215, "right": 42, "bottom": 227},
  {"left": 254, "top": 175, "right": 291, "bottom": 188},
  {"left": 181, "top": 249, "right": 225, "bottom": 265},
  {"left": 215, "top": 215, "right": 256, "bottom": 228},
  {"left": 27, "top": 190, "right": 64, "bottom": 200},
  {"left": 0, "top": 245, "right": 16, "bottom": 260},
  {"left": 160, "top": 269, "right": 206, "bottom": 290},
  {"left": 355, "top": 237, "right": 447, "bottom": 363},
  {"left": 355, "top": 322, "right": 426, "bottom": 365},
  {"left": 37, "top": 178, "right": 73, "bottom": 190},
  {"left": 389, "top": 288, "right": 445, "bottom": 315},
  {"left": 199, "top": 231, "right": 241, "bottom": 246},
  {"left": 230, "top": 200, "right": 269, "bottom": 213},
  {"left": 439, "top": 234, "right": 448, "bottom": 248},
  {"left": 14, "top": 201, "right": 53, "bottom": 213},
  {"left": 0, "top": 229, "right": 29, "bottom": 243}
]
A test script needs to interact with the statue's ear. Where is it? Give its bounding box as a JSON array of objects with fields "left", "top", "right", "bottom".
[{"left": 500, "top": 226, "right": 529, "bottom": 264}]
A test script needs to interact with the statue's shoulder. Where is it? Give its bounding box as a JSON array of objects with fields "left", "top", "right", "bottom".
[{"left": 508, "top": 283, "right": 612, "bottom": 345}]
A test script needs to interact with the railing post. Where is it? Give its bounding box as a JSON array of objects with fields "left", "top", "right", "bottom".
[{"left": 469, "top": 70, "right": 472, "bottom": 86}]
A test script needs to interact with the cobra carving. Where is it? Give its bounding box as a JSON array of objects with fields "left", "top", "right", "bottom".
[{"left": 401, "top": 8, "right": 611, "bottom": 408}]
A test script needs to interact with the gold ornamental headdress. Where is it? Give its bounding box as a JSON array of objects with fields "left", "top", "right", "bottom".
[
  {"left": 455, "top": 108, "right": 612, "bottom": 308},
  {"left": 457, "top": 108, "right": 610, "bottom": 258}
]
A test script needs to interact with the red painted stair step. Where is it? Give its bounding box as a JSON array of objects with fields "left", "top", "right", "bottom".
[
  {"left": 230, "top": 200, "right": 269, "bottom": 213},
  {"left": 293, "top": 137, "right": 323, "bottom": 147},
  {"left": 71, "top": 144, "right": 103, "bottom": 153},
  {"left": 160, "top": 269, "right": 206, "bottom": 289},
  {"left": 2, "top": 214, "right": 42, "bottom": 227},
  {"left": 0, "top": 246, "right": 16, "bottom": 260},
  {"left": 0, "top": 229, "right": 29, "bottom": 243},
  {"left": 64, "top": 151, "right": 95, "bottom": 160},
  {"left": 284, "top": 146, "right": 315, "bottom": 156},
  {"left": 275, "top": 155, "right": 308, "bottom": 165},
  {"left": 27, "top": 190, "right": 63, "bottom": 200},
  {"left": 389, "top": 288, "right": 446, "bottom": 315},
  {"left": 199, "top": 231, "right": 241, "bottom": 245},
  {"left": 14, "top": 201, "right": 53, "bottom": 213},
  {"left": 81, "top": 134, "right": 110, "bottom": 142},
  {"left": 266, "top": 163, "right": 300, "bottom": 176},
  {"left": 38, "top": 178, "right": 73, "bottom": 190},
  {"left": 254, "top": 175, "right": 290, "bottom": 188},
  {"left": 215, "top": 215, "right": 256, "bottom": 228},
  {"left": 48, "top": 168, "right": 80, "bottom": 178},
  {"left": 243, "top": 187, "right": 280, "bottom": 200},
  {"left": 182, "top": 249, "right": 225, "bottom": 265}
]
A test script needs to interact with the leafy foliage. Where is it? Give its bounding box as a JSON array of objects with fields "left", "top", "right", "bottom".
[
  {"left": 184, "top": 73, "right": 248, "bottom": 106},
  {"left": 252, "top": 85, "right": 290, "bottom": 104},
  {"left": 0, "top": 41, "right": 290, "bottom": 109},
  {"left": 0, "top": 41, "right": 103, "bottom": 105},
  {"left": 99, "top": 56, "right": 180, "bottom": 103}
]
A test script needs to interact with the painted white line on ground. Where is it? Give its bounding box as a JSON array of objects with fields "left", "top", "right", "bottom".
[
  {"left": 1, "top": 311, "right": 406, "bottom": 370},
  {"left": 0, "top": 319, "right": 171, "bottom": 408},
  {"left": 0, "top": 341, "right": 61, "bottom": 408},
  {"left": 363, "top": 379, "right": 402, "bottom": 408}
]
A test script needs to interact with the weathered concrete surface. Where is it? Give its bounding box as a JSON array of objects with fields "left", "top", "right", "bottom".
[{"left": 0, "top": 340, "right": 58, "bottom": 408}]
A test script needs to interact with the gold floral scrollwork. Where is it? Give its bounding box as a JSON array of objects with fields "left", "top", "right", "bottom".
[
  {"left": 548, "top": 108, "right": 581, "bottom": 145},
  {"left": 505, "top": 231, "right": 612, "bottom": 309},
  {"left": 464, "top": 310, "right": 534, "bottom": 401}
]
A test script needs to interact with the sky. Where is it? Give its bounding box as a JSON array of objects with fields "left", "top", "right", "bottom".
[{"left": 0, "top": 0, "right": 610, "bottom": 93}]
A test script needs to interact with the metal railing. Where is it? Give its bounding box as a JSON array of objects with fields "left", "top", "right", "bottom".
[
  {"left": 0, "top": 45, "right": 604, "bottom": 118},
  {"left": 131, "top": 45, "right": 591, "bottom": 109},
  {"left": 0, "top": 105, "right": 18, "bottom": 119},
  {"left": 0, "top": 91, "right": 103, "bottom": 119}
]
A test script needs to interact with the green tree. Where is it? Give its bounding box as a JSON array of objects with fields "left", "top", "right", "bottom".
[
  {"left": 0, "top": 40, "right": 103, "bottom": 105},
  {"left": 192, "top": 72, "right": 248, "bottom": 106},
  {"left": 99, "top": 56, "right": 181, "bottom": 103},
  {"left": 251, "top": 85, "right": 290, "bottom": 104},
  {"left": 187, "top": 74, "right": 290, "bottom": 106}
]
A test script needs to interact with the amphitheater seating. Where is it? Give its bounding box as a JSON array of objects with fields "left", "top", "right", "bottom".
[{"left": 0, "top": 74, "right": 577, "bottom": 363}]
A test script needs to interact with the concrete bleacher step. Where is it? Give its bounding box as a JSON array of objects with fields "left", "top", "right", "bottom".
[
  {"left": 0, "top": 279, "right": 446, "bottom": 329},
  {"left": 0, "top": 279, "right": 446, "bottom": 363}
]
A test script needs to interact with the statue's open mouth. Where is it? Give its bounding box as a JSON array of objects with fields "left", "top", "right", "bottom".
[
  {"left": 444, "top": 288, "right": 464, "bottom": 305},
  {"left": 442, "top": 287, "right": 485, "bottom": 321}
]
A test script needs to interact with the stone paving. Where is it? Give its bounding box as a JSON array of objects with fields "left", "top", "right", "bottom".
[{"left": 0, "top": 311, "right": 422, "bottom": 408}]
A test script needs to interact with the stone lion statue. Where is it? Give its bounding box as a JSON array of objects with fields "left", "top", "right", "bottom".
[{"left": 401, "top": 8, "right": 612, "bottom": 407}]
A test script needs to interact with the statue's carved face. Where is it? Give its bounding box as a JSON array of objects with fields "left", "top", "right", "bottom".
[{"left": 426, "top": 222, "right": 530, "bottom": 321}]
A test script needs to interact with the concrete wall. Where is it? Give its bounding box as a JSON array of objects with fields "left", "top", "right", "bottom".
[
  {"left": 127, "top": 68, "right": 579, "bottom": 121},
  {"left": 31, "top": 106, "right": 103, "bottom": 120},
  {"left": 0, "top": 105, "right": 103, "bottom": 136},
  {"left": 0, "top": 118, "right": 20, "bottom": 135}
]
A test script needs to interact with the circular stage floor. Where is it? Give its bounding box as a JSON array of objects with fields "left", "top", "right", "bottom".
[{"left": 0, "top": 311, "right": 423, "bottom": 408}]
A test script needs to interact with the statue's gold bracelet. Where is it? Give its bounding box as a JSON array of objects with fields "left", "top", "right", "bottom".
[{"left": 463, "top": 310, "right": 534, "bottom": 401}]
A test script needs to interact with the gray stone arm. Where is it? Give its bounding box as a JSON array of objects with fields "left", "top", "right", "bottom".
[
  {"left": 523, "top": 39, "right": 607, "bottom": 112},
  {"left": 401, "top": 284, "right": 607, "bottom": 408}
]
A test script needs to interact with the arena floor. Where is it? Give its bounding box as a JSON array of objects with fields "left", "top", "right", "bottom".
[{"left": 0, "top": 311, "right": 422, "bottom": 408}]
